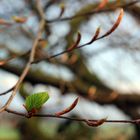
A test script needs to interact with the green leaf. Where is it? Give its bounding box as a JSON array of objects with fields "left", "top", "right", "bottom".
[{"left": 25, "top": 92, "right": 49, "bottom": 112}]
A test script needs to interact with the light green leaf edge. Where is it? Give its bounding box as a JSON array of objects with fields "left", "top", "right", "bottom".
[{"left": 25, "top": 92, "right": 49, "bottom": 111}]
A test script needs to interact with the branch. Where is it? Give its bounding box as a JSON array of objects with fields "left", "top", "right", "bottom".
[
  {"left": 0, "top": 0, "right": 46, "bottom": 113},
  {"left": 2, "top": 63, "right": 140, "bottom": 106},
  {"left": 5, "top": 108, "right": 140, "bottom": 127},
  {"left": 46, "top": 1, "right": 138, "bottom": 23},
  {"left": 0, "top": 1, "right": 136, "bottom": 65},
  {"left": 0, "top": 86, "right": 14, "bottom": 96},
  {"left": 33, "top": 9, "right": 124, "bottom": 63}
]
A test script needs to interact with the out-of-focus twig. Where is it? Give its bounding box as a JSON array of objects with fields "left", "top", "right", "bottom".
[
  {"left": 0, "top": 0, "right": 46, "bottom": 113},
  {"left": 0, "top": 9, "right": 124, "bottom": 96},
  {"left": 46, "top": 1, "right": 138, "bottom": 23}
]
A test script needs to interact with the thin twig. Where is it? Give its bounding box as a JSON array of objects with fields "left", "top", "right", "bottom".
[
  {"left": 46, "top": 1, "right": 138, "bottom": 23},
  {"left": 33, "top": 9, "right": 124, "bottom": 63},
  {"left": 0, "top": 1, "right": 137, "bottom": 67},
  {"left": 0, "top": 0, "right": 46, "bottom": 113},
  {"left": 5, "top": 108, "right": 140, "bottom": 126},
  {"left": 0, "top": 86, "right": 15, "bottom": 96},
  {"left": 0, "top": 9, "right": 123, "bottom": 96}
]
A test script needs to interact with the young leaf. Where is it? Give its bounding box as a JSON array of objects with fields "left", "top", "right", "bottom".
[{"left": 25, "top": 92, "right": 49, "bottom": 112}]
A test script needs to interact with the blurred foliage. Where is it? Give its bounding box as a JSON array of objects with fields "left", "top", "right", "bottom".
[
  {"left": 0, "top": 125, "right": 20, "bottom": 140},
  {"left": 27, "top": 118, "right": 135, "bottom": 140},
  {"left": 0, "top": 120, "right": 135, "bottom": 140}
]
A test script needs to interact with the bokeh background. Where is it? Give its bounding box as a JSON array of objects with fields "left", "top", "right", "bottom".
[{"left": 0, "top": 0, "right": 140, "bottom": 139}]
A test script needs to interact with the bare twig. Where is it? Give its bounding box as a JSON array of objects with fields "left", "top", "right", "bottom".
[
  {"left": 34, "top": 9, "right": 124, "bottom": 62},
  {"left": 0, "top": 9, "right": 124, "bottom": 96},
  {"left": 5, "top": 108, "right": 140, "bottom": 127},
  {"left": 0, "top": 1, "right": 135, "bottom": 66},
  {"left": 0, "top": 86, "right": 15, "bottom": 96},
  {"left": 0, "top": 0, "right": 46, "bottom": 112},
  {"left": 46, "top": 1, "right": 138, "bottom": 23},
  {"left": 0, "top": 56, "right": 17, "bottom": 66}
]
